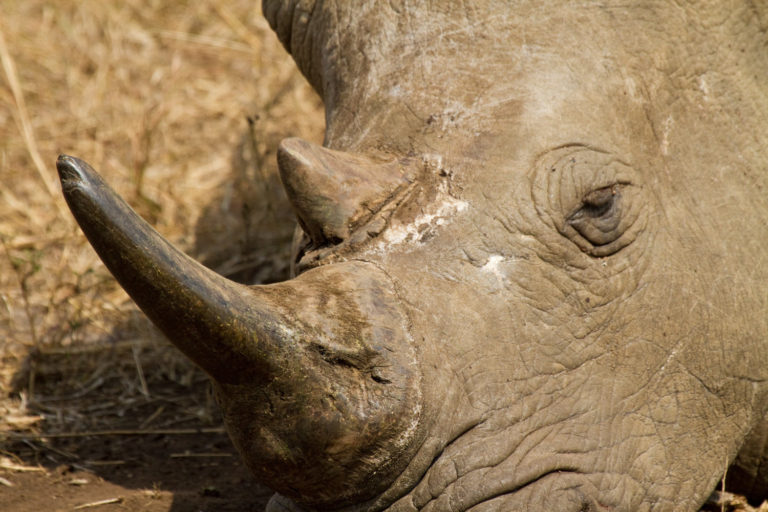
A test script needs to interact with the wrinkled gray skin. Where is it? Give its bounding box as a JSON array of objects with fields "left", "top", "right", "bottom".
[
  {"left": 60, "top": 1, "right": 768, "bottom": 511},
  {"left": 264, "top": 1, "right": 768, "bottom": 510}
]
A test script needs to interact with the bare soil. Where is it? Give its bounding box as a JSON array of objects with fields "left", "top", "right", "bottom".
[{"left": 1, "top": 343, "right": 273, "bottom": 512}]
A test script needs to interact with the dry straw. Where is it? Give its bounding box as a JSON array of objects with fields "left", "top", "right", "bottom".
[{"left": 0, "top": 0, "right": 323, "bottom": 434}]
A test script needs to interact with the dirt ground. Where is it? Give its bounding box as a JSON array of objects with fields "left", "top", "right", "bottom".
[
  {"left": 0, "top": 2, "right": 765, "bottom": 512},
  {"left": 1, "top": 342, "right": 273, "bottom": 511}
]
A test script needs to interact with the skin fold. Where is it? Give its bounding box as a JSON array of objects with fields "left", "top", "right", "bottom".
[{"left": 60, "top": 1, "right": 768, "bottom": 511}]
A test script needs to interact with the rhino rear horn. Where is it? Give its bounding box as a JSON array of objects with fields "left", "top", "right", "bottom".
[{"left": 277, "top": 138, "right": 413, "bottom": 246}]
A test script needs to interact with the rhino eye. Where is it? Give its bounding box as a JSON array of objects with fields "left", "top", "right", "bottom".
[
  {"left": 530, "top": 146, "right": 648, "bottom": 258},
  {"left": 567, "top": 185, "right": 624, "bottom": 246}
]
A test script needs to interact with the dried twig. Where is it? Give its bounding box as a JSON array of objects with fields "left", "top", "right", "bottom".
[
  {"left": 155, "top": 30, "right": 251, "bottom": 53},
  {"left": 722, "top": 458, "right": 727, "bottom": 512},
  {"left": 210, "top": 2, "right": 263, "bottom": 51},
  {"left": 132, "top": 345, "right": 150, "bottom": 398},
  {"left": 3, "top": 426, "right": 226, "bottom": 439},
  {"left": 83, "top": 460, "right": 125, "bottom": 467},
  {"left": 170, "top": 452, "right": 232, "bottom": 458},
  {"left": 0, "top": 235, "right": 40, "bottom": 349},
  {"left": 3, "top": 233, "right": 70, "bottom": 250},
  {"left": 0, "top": 15, "right": 62, "bottom": 204},
  {"left": 139, "top": 405, "right": 165, "bottom": 429},
  {"left": 0, "top": 456, "right": 44, "bottom": 472},
  {"left": 73, "top": 497, "right": 123, "bottom": 510}
]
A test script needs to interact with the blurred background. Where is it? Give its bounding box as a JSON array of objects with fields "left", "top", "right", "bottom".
[{"left": 0, "top": 1, "right": 323, "bottom": 510}]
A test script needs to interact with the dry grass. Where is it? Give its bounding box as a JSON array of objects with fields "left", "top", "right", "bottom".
[{"left": 0, "top": 0, "right": 323, "bottom": 429}]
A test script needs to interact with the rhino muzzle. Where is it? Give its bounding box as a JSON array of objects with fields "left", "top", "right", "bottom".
[{"left": 56, "top": 153, "right": 425, "bottom": 509}]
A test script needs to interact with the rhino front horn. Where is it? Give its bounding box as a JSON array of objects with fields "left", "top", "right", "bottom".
[
  {"left": 57, "top": 154, "right": 278, "bottom": 382},
  {"left": 277, "top": 138, "right": 414, "bottom": 246},
  {"left": 56, "top": 155, "right": 424, "bottom": 508}
]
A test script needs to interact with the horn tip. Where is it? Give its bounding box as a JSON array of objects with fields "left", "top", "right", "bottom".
[
  {"left": 57, "top": 154, "right": 85, "bottom": 184},
  {"left": 277, "top": 137, "right": 316, "bottom": 173},
  {"left": 56, "top": 154, "right": 102, "bottom": 197},
  {"left": 277, "top": 136, "right": 306, "bottom": 150}
]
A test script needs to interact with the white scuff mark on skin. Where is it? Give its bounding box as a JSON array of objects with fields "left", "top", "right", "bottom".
[
  {"left": 624, "top": 76, "right": 643, "bottom": 103},
  {"left": 660, "top": 115, "right": 674, "bottom": 156},
  {"left": 481, "top": 255, "right": 506, "bottom": 281},
  {"left": 390, "top": 331, "right": 422, "bottom": 452},
  {"left": 389, "top": 84, "right": 403, "bottom": 98},
  {"left": 422, "top": 153, "right": 444, "bottom": 174},
  {"left": 374, "top": 153, "right": 467, "bottom": 250},
  {"left": 382, "top": 195, "right": 468, "bottom": 247},
  {"left": 698, "top": 75, "right": 711, "bottom": 102}
]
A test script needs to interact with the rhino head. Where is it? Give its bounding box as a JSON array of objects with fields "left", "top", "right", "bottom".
[{"left": 58, "top": 1, "right": 768, "bottom": 511}]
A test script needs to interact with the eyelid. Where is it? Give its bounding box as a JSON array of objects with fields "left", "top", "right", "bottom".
[
  {"left": 584, "top": 185, "right": 618, "bottom": 205},
  {"left": 568, "top": 189, "right": 623, "bottom": 245},
  {"left": 569, "top": 185, "right": 618, "bottom": 219},
  {"left": 530, "top": 146, "right": 647, "bottom": 257}
]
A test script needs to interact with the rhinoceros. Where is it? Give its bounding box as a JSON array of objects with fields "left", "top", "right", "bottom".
[{"left": 56, "top": 1, "right": 768, "bottom": 511}]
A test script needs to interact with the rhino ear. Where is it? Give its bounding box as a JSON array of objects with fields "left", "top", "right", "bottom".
[{"left": 277, "top": 138, "right": 413, "bottom": 247}]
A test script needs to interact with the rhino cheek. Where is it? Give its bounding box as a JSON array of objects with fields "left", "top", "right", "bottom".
[{"left": 356, "top": 130, "right": 750, "bottom": 511}]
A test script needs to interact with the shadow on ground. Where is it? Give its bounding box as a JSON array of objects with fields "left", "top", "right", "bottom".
[{"left": 2, "top": 336, "right": 273, "bottom": 512}]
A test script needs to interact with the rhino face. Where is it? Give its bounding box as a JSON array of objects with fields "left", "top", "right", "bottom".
[{"left": 59, "top": 1, "right": 768, "bottom": 511}]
